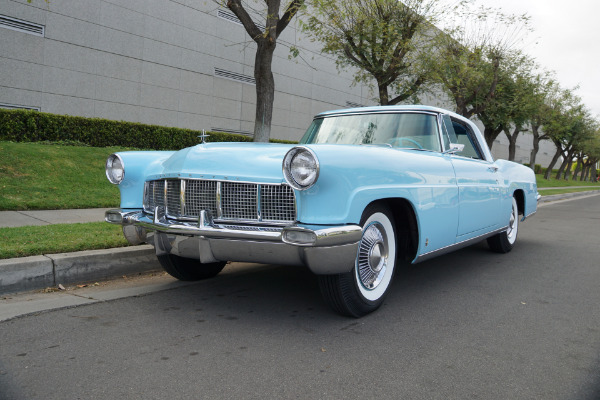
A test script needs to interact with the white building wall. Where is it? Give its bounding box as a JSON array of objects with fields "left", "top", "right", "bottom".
[{"left": 0, "top": 0, "right": 557, "bottom": 166}]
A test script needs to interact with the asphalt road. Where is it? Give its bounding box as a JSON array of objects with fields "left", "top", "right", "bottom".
[{"left": 1, "top": 196, "right": 600, "bottom": 400}]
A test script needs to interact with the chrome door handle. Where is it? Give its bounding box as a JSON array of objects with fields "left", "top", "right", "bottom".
[{"left": 488, "top": 166, "right": 499, "bottom": 172}]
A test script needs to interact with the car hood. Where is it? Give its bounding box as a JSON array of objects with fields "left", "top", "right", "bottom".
[{"left": 150, "top": 142, "right": 295, "bottom": 184}]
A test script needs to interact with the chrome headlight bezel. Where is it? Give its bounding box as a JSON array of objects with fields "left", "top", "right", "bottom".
[
  {"left": 283, "top": 146, "right": 320, "bottom": 190},
  {"left": 105, "top": 153, "right": 125, "bottom": 185}
]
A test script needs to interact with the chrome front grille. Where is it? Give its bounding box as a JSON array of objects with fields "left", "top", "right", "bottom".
[
  {"left": 183, "top": 180, "right": 217, "bottom": 218},
  {"left": 221, "top": 182, "right": 258, "bottom": 220},
  {"left": 144, "top": 179, "right": 296, "bottom": 224}
]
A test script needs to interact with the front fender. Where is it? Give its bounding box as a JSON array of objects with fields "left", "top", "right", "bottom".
[{"left": 114, "top": 151, "right": 176, "bottom": 208}]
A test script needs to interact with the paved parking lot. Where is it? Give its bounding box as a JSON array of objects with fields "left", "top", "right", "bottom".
[{"left": 1, "top": 195, "right": 599, "bottom": 399}]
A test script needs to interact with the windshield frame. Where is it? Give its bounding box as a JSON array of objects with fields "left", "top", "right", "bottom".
[{"left": 299, "top": 111, "right": 443, "bottom": 152}]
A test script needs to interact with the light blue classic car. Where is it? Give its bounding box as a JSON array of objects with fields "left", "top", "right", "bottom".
[{"left": 105, "top": 105, "right": 538, "bottom": 317}]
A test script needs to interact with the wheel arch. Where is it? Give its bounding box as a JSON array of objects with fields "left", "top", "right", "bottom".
[
  {"left": 361, "top": 198, "right": 419, "bottom": 263},
  {"left": 512, "top": 189, "right": 525, "bottom": 216}
]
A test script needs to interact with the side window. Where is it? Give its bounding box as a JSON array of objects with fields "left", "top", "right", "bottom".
[
  {"left": 441, "top": 114, "right": 458, "bottom": 149},
  {"left": 451, "top": 120, "right": 483, "bottom": 160}
]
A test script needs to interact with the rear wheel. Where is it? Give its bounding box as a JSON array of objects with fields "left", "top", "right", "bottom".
[
  {"left": 487, "top": 197, "right": 519, "bottom": 253},
  {"left": 318, "top": 204, "right": 397, "bottom": 317},
  {"left": 157, "top": 254, "right": 226, "bottom": 281}
]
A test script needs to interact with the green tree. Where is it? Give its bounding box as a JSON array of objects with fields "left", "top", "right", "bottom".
[
  {"left": 542, "top": 93, "right": 592, "bottom": 180},
  {"left": 302, "top": 0, "right": 460, "bottom": 105},
  {"left": 578, "top": 133, "right": 600, "bottom": 182},
  {"left": 527, "top": 75, "right": 557, "bottom": 167},
  {"left": 428, "top": 6, "right": 530, "bottom": 121},
  {"left": 500, "top": 66, "right": 541, "bottom": 160},
  {"left": 475, "top": 53, "right": 534, "bottom": 151},
  {"left": 221, "top": 0, "right": 304, "bottom": 142}
]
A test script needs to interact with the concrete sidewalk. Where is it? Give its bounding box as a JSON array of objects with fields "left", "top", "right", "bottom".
[
  {"left": 0, "top": 208, "right": 111, "bottom": 228},
  {"left": 0, "top": 207, "right": 161, "bottom": 295},
  {"left": 1, "top": 189, "right": 600, "bottom": 296}
]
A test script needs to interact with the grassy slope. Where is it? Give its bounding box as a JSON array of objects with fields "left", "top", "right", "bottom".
[
  {"left": 0, "top": 222, "right": 130, "bottom": 259},
  {"left": 0, "top": 141, "right": 123, "bottom": 210},
  {"left": 536, "top": 174, "right": 598, "bottom": 188}
]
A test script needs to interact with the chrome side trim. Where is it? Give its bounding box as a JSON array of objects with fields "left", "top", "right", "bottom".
[{"left": 414, "top": 226, "right": 507, "bottom": 263}]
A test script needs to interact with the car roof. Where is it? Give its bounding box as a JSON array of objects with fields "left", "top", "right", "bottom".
[{"left": 315, "top": 105, "right": 468, "bottom": 122}]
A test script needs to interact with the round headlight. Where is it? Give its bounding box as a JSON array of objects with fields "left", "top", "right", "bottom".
[
  {"left": 283, "top": 147, "right": 319, "bottom": 190},
  {"left": 106, "top": 154, "right": 125, "bottom": 185}
]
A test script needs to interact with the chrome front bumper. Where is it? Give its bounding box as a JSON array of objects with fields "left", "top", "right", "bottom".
[{"left": 105, "top": 208, "right": 362, "bottom": 275}]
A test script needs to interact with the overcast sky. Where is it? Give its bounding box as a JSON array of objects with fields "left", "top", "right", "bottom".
[{"left": 474, "top": 0, "right": 600, "bottom": 118}]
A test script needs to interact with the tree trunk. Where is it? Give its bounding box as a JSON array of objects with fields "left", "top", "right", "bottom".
[
  {"left": 544, "top": 148, "right": 562, "bottom": 180},
  {"left": 454, "top": 95, "right": 471, "bottom": 119},
  {"left": 529, "top": 124, "right": 542, "bottom": 168},
  {"left": 253, "top": 41, "right": 276, "bottom": 143},
  {"left": 504, "top": 127, "right": 520, "bottom": 162},
  {"left": 562, "top": 158, "right": 573, "bottom": 180},
  {"left": 572, "top": 161, "right": 581, "bottom": 180},
  {"left": 581, "top": 164, "right": 589, "bottom": 181},
  {"left": 378, "top": 82, "right": 389, "bottom": 106},
  {"left": 555, "top": 147, "right": 575, "bottom": 180},
  {"left": 555, "top": 156, "right": 570, "bottom": 180},
  {"left": 484, "top": 126, "right": 502, "bottom": 150}
]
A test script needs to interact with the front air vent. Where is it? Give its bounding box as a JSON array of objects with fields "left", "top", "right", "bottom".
[
  {"left": 0, "top": 103, "right": 40, "bottom": 111},
  {"left": 0, "top": 15, "right": 44, "bottom": 37},
  {"left": 214, "top": 68, "right": 256, "bottom": 85},
  {"left": 217, "top": 9, "right": 265, "bottom": 31}
]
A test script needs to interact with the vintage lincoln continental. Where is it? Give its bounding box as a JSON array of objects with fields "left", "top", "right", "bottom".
[{"left": 105, "top": 105, "right": 538, "bottom": 317}]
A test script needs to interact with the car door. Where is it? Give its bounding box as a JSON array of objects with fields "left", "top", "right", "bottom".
[{"left": 441, "top": 115, "right": 501, "bottom": 239}]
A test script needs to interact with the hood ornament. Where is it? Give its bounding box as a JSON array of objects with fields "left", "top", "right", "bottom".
[{"left": 198, "top": 130, "right": 210, "bottom": 144}]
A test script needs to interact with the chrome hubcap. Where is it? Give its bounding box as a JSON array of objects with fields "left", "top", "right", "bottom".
[
  {"left": 357, "top": 222, "right": 388, "bottom": 290},
  {"left": 507, "top": 203, "right": 518, "bottom": 243}
]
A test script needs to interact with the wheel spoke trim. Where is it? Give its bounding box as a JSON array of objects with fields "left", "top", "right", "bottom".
[
  {"left": 506, "top": 199, "right": 519, "bottom": 245},
  {"left": 357, "top": 222, "right": 388, "bottom": 290}
]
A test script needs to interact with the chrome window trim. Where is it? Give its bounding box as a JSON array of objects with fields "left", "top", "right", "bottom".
[{"left": 306, "top": 111, "right": 442, "bottom": 152}]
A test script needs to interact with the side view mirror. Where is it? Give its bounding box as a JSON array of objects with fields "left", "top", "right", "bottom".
[{"left": 444, "top": 143, "right": 465, "bottom": 154}]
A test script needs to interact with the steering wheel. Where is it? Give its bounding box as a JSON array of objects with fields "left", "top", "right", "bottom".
[{"left": 388, "top": 137, "right": 423, "bottom": 149}]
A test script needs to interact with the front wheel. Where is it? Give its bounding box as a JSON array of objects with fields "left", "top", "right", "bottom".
[
  {"left": 157, "top": 254, "right": 226, "bottom": 281},
  {"left": 318, "top": 204, "right": 397, "bottom": 317},
  {"left": 487, "top": 197, "right": 519, "bottom": 253}
]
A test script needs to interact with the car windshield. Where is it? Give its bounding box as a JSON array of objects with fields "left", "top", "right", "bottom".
[{"left": 300, "top": 112, "right": 441, "bottom": 151}]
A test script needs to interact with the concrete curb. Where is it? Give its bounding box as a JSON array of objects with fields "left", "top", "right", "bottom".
[
  {"left": 0, "top": 190, "right": 598, "bottom": 296},
  {"left": 0, "top": 245, "right": 161, "bottom": 295}
]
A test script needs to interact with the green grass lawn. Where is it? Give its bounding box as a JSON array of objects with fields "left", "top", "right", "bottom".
[
  {"left": 0, "top": 222, "right": 130, "bottom": 259},
  {"left": 536, "top": 174, "right": 599, "bottom": 188},
  {"left": 538, "top": 187, "right": 600, "bottom": 196},
  {"left": 0, "top": 141, "right": 128, "bottom": 210}
]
